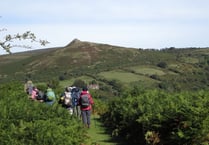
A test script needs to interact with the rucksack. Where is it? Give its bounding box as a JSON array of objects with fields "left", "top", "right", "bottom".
[
  {"left": 46, "top": 89, "right": 55, "bottom": 101},
  {"left": 71, "top": 87, "right": 80, "bottom": 106},
  {"left": 80, "top": 94, "right": 90, "bottom": 108},
  {"left": 64, "top": 92, "right": 72, "bottom": 107},
  {"left": 36, "top": 91, "right": 44, "bottom": 100}
]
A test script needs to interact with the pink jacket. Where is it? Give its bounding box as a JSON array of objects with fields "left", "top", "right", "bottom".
[{"left": 78, "top": 91, "right": 94, "bottom": 111}]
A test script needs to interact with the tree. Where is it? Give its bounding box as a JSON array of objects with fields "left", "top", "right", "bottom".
[
  {"left": 0, "top": 27, "right": 49, "bottom": 54},
  {"left": 157, "top": 61, "right": 167, "bottom": 68},
  {"left": 72, "top": 79, "right": 87, "bottom": 88}
]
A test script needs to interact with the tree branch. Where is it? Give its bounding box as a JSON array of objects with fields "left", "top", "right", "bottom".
[{"left": 0, "top": 30, "right": 49, "bottom": 54}]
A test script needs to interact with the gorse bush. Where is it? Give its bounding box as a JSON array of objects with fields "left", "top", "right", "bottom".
[
  {"left": 101, "top": 89, "right": 209, "bottom": 145},
  {"left": 0, "top": 82, "right": 88, "bottom": 145}
]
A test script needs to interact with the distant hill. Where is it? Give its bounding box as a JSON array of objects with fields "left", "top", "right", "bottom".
[{"left": 1, "top": 39, "right": 209, "bottom": 91}]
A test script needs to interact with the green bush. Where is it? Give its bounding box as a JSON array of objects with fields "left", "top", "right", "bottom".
[
  {"left": 0, "top": 82, "right": 88, "bottom": 145},
  {"left": 157, "top": 61, "right": 167, "bottom": 68},
  {"left": 101, "top": 89, "right": 209, "bottom": 145}
]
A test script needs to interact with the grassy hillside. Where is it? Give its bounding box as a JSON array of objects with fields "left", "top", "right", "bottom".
[{"left": 0, "top": 39, "right": 209, "bottom": 92}]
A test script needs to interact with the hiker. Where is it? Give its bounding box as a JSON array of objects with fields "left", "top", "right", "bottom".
[
  {"left": 24, "top": 80, "right": 34, "bottom": 96},
  {"left": 78, "top": 86, "right": 94, "bottom": 128},
  {"left": 71, "top": 86, "right": 81, "bottom": 118},
  {"left": 30, "top": 86, "right": 38, "bottom": 100},
  {"left": 36, "top": 89, "right": 45, "bottom": 102},
  {"left": 44, "top": 84, "right": 56, "bottom": 105},
  {"left": 61, "top": 87, "right": 73, "bottom": 115}
]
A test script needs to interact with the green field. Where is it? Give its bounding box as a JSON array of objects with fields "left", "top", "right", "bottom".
[
  {"left": 98, "top": 70, "right": 155, "bottom": 83},
  {"left": 129, "top": 66, "right": 166, "bottom": 75}
]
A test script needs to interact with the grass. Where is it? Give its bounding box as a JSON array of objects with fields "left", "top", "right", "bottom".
[
  {"left": 98, "top": 70, "right": 151, "bottom": 83},
  {"left": 86, "top": 115, "right": 120, "bottom": 145},
  {"left": 129, "top": 66, "right": 166, "bottom": 75},
  {"left": 180, "top": 56, "right": 199, "bottom": 64}
]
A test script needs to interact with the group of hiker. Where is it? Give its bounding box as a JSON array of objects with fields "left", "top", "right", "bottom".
[
  {"left": 24, "top": 81, "right": 56, "bottom": 105},
  {"left": 24, "top": 80, "right": 94, "bottom": 128}
]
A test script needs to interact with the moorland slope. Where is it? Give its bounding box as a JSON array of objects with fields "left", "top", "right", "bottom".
[{"left": 1, "top": 39, "right": 209, "bottom": 91}]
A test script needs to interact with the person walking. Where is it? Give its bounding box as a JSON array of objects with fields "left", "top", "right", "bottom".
[
  {"left": 24, "top": 80, "right": 33, "bottom": 96},
  {"left": 45, "top": 84, "right": 56, "bottom": 105},
  {"left": 78, "top": 86, "right": 94, "bottom": 128},
  {"left": 71, "top": 87, "right": 81, "bottom": 118},
  {"left": 63, "top": 87, "right": 73, "bottom": 115},
  {"left": 30, "top": 86, "right": 38, "bottom": 100}
]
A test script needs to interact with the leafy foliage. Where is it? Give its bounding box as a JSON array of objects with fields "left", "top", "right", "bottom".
[
  {"left": 72, "top": 79, "right": 87, "bottom": 88},
  {"left": 157, "top": 61, "right": 167, "bottom": 68},
  {"left": 0, "top": 29, "right": 49, "bottom": 54},
  {"left": 101, "top": 89, "right": 209, "bottom": 145},
  {"left": 0, "top": 82, "right": 88, "bottom": 145}
]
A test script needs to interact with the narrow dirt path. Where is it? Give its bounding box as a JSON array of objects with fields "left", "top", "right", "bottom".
[{"left": 86, "top": 115, "right": 118, "bottom": 145}]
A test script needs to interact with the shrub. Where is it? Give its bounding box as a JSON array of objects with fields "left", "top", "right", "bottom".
[
  {"left": 101, "top": 89, "right": 209, "bottom": 145},
  {"left": 157, "top": 61, "right": 167, "bottom": 68},
  {"left": 0, "top": 82, "right": 88, "bottom": 145}
]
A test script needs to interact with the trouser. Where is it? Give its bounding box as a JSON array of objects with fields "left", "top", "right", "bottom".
[
  {"left": 81, "top": 110, "right": 91, "bottom": 127},
  {"left": 73, "top": 106, "right": 81, "bottom": 118}
]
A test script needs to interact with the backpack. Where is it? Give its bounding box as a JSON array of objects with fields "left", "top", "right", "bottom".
[
  {"left": 71, "top": 87, "right": 80, "bottom": 106},
  {"left": 80, "top": 94, "right": 90, "bottom": 108},
  {"left": 46, "top": 89, "right": 55, "bottom": 101},
  {"left": 64, "top": 92, "right": 72, "bottom": 107},
  {"left": 36, "top": 90, "right": 44, "bottom": 100}
]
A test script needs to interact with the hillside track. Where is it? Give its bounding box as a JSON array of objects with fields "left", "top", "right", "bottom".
[{"left": 87, "top": 115, "right": 119, "bottom": 145}]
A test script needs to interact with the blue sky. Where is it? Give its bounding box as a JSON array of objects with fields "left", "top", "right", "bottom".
[{"left": 1, "top": 0, "right": 209, "bottom": 53}]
